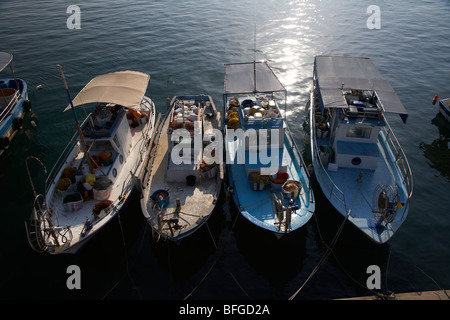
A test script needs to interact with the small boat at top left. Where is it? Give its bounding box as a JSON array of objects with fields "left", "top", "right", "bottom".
[
  {"left": 25, "top": 67, "right": 156, "bottom": 254},
  {"left": 0, "top": 51, "right": 31, "bottom": 156}
]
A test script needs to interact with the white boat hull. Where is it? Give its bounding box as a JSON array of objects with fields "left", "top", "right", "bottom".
[
  {"left": 140, "top": 95, "right": 222, "bottom": 243},
  {"left": 28, "top": 96, "right": 156, "bottom": 254}
]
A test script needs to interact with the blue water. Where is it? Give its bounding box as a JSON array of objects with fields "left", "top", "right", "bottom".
[{"left": 0, "top": 0, "right": 449, "bottom": 302}]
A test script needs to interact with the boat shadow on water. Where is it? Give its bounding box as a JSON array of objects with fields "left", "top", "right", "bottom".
[
  {"left": 226, "top": 192, "right": 308, "bottom": 298},
  {"left": 104, "top": 189, "right": 226, "bottom": 300},
  {"left": 308, "top": 175, "right": 393, "bottom": 297},
  {"left": 419, "top": 113, "right": 450, "bottom": 180}
]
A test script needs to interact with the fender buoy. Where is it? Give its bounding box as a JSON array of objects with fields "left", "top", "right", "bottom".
[
  {"left": 0, "top": 136, "right": 10, "bottom": 150},
  {"left": 23, "top": 99, "right": 31, "bottom": 112},
  {"left": 432, "top": 95, "right": 439, "bottom": 105},
  {"left": 129, "top": 109, "right": 142, "bottom": 119},
  {"left": 12, "top": 117, "right": 23, "bottom": 130}
]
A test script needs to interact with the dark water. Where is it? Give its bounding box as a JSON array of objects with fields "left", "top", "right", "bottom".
[{"left": 1, "top": 0, "right": 449, "bottom": 305}]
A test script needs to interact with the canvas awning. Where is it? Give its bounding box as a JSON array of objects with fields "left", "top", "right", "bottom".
[
  {"left": 64, "top": 70, "right": 150, "bottom": 111},
  {"left": 0, "top": 52, "right": 13, "bottom": 72},
  {"left": 314, "top": 56, "right": 408, "bottom": 123},
  {"left": 224, "top": 61, "right": 286, "bottom": 95}
]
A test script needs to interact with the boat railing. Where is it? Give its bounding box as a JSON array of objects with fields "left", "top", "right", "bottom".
[
  {"left": 0, "top": 90, "right": 20, "bottom": 122},
  {"left": 26, "top": 193, "right": 73, "bottom": 253},
  {"left": 310, "top": 96, "right": 348, "bottom": 213},
  {"left": 45, "top": 115, "right": 92, "bottom": 193},
  {"left": 380, "top": 116, "right": 413, "bottom": 214},
  {"left": 284, "top": 122, "right": 314, "bottom": 204}
]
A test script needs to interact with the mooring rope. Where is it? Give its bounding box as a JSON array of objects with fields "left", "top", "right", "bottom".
[
  {"left": 101, "top": 212, "right": 143, "bottom": 300},
  {"left": 289, "top": 212, "right": 349, "bottom": 300},
  {"left": 183, "top": 202, "right": 242, "bottom": 300},
  {"left": 289, "top": 176, "right": 363, "bottom": 300}
]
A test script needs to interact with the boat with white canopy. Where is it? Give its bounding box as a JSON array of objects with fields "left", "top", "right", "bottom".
[
  {"left": 309, "top": 56, "right": 413, "bottom": 243},
  {"left": 223, "top": 61, "right": 315, "bottom": 238},
  {"left": 0, "top": 51, "right": 31, "bottom": 156},
  {"left": 25, "top": 68, "right": 156, "bottom": 254}
]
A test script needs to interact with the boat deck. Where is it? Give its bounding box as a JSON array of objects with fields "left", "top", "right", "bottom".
[
  {"left": 44, "top": 107, "right": 154, "bottom": 252},
  {"left": 228, "top": 138, "right": 314, "bottom": 235},
  {"left": 315, "top": 135, "right": 409, "bottom": 243},
  {"left": 143, "top": 105, "right": 221, "bottom": 241}
]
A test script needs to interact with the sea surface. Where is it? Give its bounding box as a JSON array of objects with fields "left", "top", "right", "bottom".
[{"left": 0, "top": 0, "right": 449, "bottom": 304}]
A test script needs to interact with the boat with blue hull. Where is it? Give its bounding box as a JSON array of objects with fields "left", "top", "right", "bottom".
[
  {"left": 25, "top": 69, "right": 156, "bottom": 254},
  {"left": 223, "top": 61, "right": 315, "bottom": 238},
  {"left": 0, "top": 52, "right": 31, "bottom": 156},
  {"left": 309, "top": 56, "right": 413, "bottom": 244}
]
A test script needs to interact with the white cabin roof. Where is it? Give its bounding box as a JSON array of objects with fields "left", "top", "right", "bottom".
[
  {"left": 65, "top": 70, "right": 149, "bottom": 111},
  {"left": 224, "top": 61, "right": 286, "bottom": 95},
  {"left": 314, "top": 56, "right": 408, "bottom": 123}
]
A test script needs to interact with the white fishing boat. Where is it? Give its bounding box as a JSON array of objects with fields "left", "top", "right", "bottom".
[
  {"left": 0, "top": 51, "right": 31, "bottom": 156},
  {"left": 25, "top": 68, "right": 156, "bottom": 254},
  {"left": 309, "top": 56, "right": 413, "bottom": 243},
  {"left": 223, "top": 61, "right": 315, "bottom": 238},
  {"left": 140, "top": 95, "right": 223, "bottom": 242}
]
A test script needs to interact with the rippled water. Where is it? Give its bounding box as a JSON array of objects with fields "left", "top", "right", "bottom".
[{"left": 1, "top": 0, "right": 449, "bottom": 302}]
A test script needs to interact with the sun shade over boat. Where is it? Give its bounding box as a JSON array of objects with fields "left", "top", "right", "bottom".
[
  {"left": 64, "top": 70, "right": 150, "bottom": 111},
  {"left": 314, "top": 56, "right": 408, "bottom": 123},
  {"left": 0, "top": 52, "right": 13, "bottom": 72},
  {"left": 224, "top": 61, "right": 286, "bottom": 95}
]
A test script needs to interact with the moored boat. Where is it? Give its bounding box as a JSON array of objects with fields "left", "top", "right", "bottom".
[
  {"left": 0, "top": 52, "right": 31, "bottom": 156},
  {"left": 25, "top": 68, "right": 156, "bottom": 254},
  {"left": 438, "top": 98, "right": 450, "bottom": 122},
  {"left": 309, "top": 55, "right": 413, "bottom": 244},
  {"left": 140, "top": 94, "right": 223, "bottom": 242},
  {"left": 223, "top": 61, "right": 315, "bottom": 238}
]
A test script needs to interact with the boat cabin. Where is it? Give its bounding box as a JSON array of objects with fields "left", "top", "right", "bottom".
[
  {"left": 317, "top": 89, "right": 386, "bottom": 171},
  {"left": 225, "top": 95, "right": 290, "bottom": 177},
  {"left": 313, "top": 56, "right": 410, "bottom": 173},
  {"left": 78, "top": 103, "right": 140, "bottom": 182}
]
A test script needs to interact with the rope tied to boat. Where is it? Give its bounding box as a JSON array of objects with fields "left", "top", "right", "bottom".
[{"left": 289, "top": 172, "right": 363, "bottom": 300}]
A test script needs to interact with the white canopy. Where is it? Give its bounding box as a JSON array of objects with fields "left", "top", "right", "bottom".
[
  {"left": 65, "top": 70, "right": 150, "bottom": 111},
  {"left": 224, "top": 61, "right": 286, "bottom": 95},
  {"left": 0, "top": 52, "right": 13, "bottom": 72},
  {"left": 314, "top": 56, "right": 408, "bottom": 123}
]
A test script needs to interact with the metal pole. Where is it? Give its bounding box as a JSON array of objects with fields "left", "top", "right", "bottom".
[{"left": 57, "top": 64, "right": 93, "bottom": 173}]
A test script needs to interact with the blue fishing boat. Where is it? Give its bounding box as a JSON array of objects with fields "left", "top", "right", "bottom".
[
  {"left": 223, "top": 61, "right": 315, "bottom": 238},
  {"left": 0, "top": 52, "right": 31, "bottom": 156},
  {"left": 309, "top": 56, "right": 413, "bottom": 244}
]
